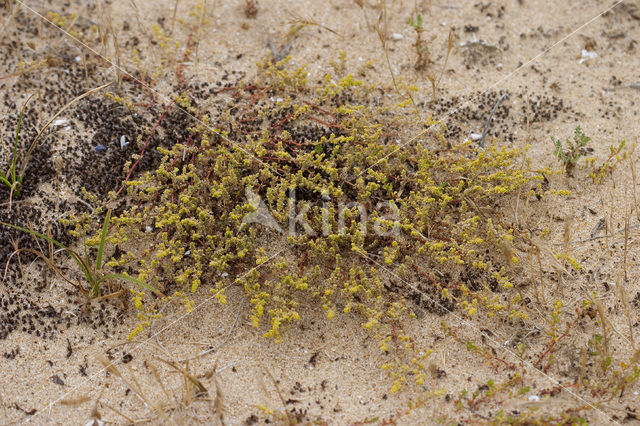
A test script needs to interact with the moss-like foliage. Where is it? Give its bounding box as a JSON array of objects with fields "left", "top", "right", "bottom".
[{"left": 78, "top": 59, "right": 541, "bottom": 391}]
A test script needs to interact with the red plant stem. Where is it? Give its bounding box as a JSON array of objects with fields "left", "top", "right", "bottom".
[
  {"left": 205, "top": 162, "right": 216, "bottom": 180},
  {"left": 308, "top": 115, "right": 344, "bottom": 129},
  {"left": 534, "top": 315, "right": 580, "bottom": 369},
  {"left": 298, "top": 250, "right": 308, "bottom": 273},
  {"left": 115, "top": 100, "right": 176, "bottom": 198},
  {"left": 304, "top": 101, "right": 338, "bottom": 119},
  {"left": 0, "top": 71, "right": 23, "bottom": 81},
  {"left": 211, "top": 87, "right": 239, "bottom": 95},
  {"left": 272, "top": 112, "right": 297, "bottom": 129},
  {"left": 411, "top": 264, "right": 439, "bottom": 288},
  {"left": 392, "top": 323, "right": 399, "bottom": 352},
  {"left": 260, "top": 156, "right": 290, "bottom": 162},
  {"left": 243, "top": 87, "right": 267, "bottom": 111}
]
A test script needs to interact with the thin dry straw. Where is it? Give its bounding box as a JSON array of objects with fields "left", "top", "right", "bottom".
[{"left": 357, "top": 0, "right": 626, "bottom": 178}]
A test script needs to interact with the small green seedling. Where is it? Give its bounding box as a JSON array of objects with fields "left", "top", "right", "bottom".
[
  {"left": 408, "top": 13, "right": 423, "bottom": 31},
  {"left": 552, "top": 126, "right": 591, "bottom": 174},
  {"left": 408, "top": 14, "right": 430, "bottom": 70},
  {"left": 0, "top": 94, "right": 34, "bottom": 198},
  {"left": 2, "top": 210, "right": 158, "bottom": 298}
]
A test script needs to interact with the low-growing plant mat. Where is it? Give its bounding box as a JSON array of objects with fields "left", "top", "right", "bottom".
[{"left": 1, "top": 0, "right": 640, "bottom": 424}]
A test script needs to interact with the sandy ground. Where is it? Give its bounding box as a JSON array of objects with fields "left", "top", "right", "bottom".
[{"left": 1, "top": 0, "right": 640, "bottom": 424}]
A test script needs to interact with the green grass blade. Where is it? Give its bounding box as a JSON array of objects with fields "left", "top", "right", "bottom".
[
  {"left": 2, "top": 221, "right": 67, "bottom": 249},
  {"left": 96, "top": 209, "right": 112, "bottom": 271},
  {"left": 0, "top": 221, "right": 96, "bottom": 291},
  {"left": 11, "top": 94, "right": 35, "bottom": 186},
  {"left": 0, "top": 174, "right": 11, "bottom": 188},
  {"left": 99, "top": 273, "right": 160, "bottom": 295}
]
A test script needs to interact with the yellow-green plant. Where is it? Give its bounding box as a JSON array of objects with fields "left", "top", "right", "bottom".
[
  {"left": 74, "top": 58, "right": 541, "bottom": 393},
  {"left": 3, "top": 210, "right": 158, "bottom": 298}
]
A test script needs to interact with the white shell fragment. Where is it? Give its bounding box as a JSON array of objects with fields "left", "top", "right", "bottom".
[
  {"left": 578, "top": 49, "right": 597, "bottom": 64},
  {"left": 470, "top": 133, "right": 482, "bottom": 141},
  {"left": 391, "top": 33, "right": 403, "bottom": 41},
  {"left": 120, "top": 135, "right": 129, "bottom": 149}
]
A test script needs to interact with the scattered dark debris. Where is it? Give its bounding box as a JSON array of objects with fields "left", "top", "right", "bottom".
[
  {"left": 429, "top": 363, "right": 447, "bottom": 379},
  {"left": 50, "top": 374, "right": 65, "bottom": 386},
  {"left": 461, "top": 40, "right": 502, "bottom": 67},
  {"left": 473, "top": 2, "right": 506, "bottom": 19},
  {"left": 245, "top": 414, "right": 259, "bottom": 425},
  {"left": 244, "top": 0, "right": 258, "bottom": 19},
  {"left": 623, "top": 406, "right": 638, "bottom": 422},
  {"left": 3, "top": 346, "right": 20, "bottom": 359},
  {"left": 12, "top": 403, "right": 37, "bottom": 416},
  {"left": 308, "top": 351, "right": 319, "bottom": 367},
  {"left": 289, "top": 407, "right": 308, "bottom": 423}
]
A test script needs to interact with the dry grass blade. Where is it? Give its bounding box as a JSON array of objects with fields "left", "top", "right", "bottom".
[
  {"left": 211, "top": 363, "right": 225, "bottom": 426},
  {"left": 179, "top": 298, "right": 244, "bottom": 362},
  {"left": 260, "top": 362, "right": 291, "bottom": 425},
  {"left": 286, "top": 10, "right": 342, "bottom": 37},
  {"left": 615, "top": 277, "right": 636, "bottom": 351},
  {"left": 21, "top": 82, "right": 112, "bottom": 176},
  {"left": 623, "top": 215, "right": 629, "bottom": 281},
  {"left": 59, "top": 395, "right": 91, "bottom": 407},
  {"left": 631, "top": 158, "right": 640, "bottom": 221},
  {"left": 428, "top": 29, "right": 454, "bottom": 102},
  {"left": 5, "top": 246, "right": 89, "bottom": 296},
  {"left": 577, "top": 347, "right": 587, "bottom": 389},
  {"left": 155, "top": 356, "right": 208, "bottom": 399},
  {"left": 147, "top": 360, "right": 171, "bottom": 402},
  {"left": 102, "top": 401, "right": 135, "bottom": 423},
  {"left": 95, "top": 353, "right": 165, "bottom": 418},
  {"left": 373, "top": 1, "right": 419, "bottom": 118},
  {"left": 563, "top": 216, "right": 572, "bottom": 253},
  {"left": 194, "top": 0, "right": 206, "bottom": 68},
  {"left": 594, "top": 299, "right": 610, "bottom": 358}
]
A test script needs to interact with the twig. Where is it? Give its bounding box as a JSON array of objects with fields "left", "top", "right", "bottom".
[
  {"left": 591, "top": 217, "right": 605, "bottom": 238},
  {"left": 260, "top": 362, "right": 291, "bottom": 424},
  {"left": 479, "top": 92, "right": 509, "bottom": 148},
  {"left": 286, "top": 10, "right": 342, "bottom": 37},
  {"left": 155, "top": 357, "right": 208, "bottom": 395},
  {"left": 178, "top": 298, "right": 244, "bottom": 362},
  {"left": 554, "top": 222, "right": 640, "bottom": 246},
  {"left": 603, "top": 82, "right": 640, "bottom": 91}
]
